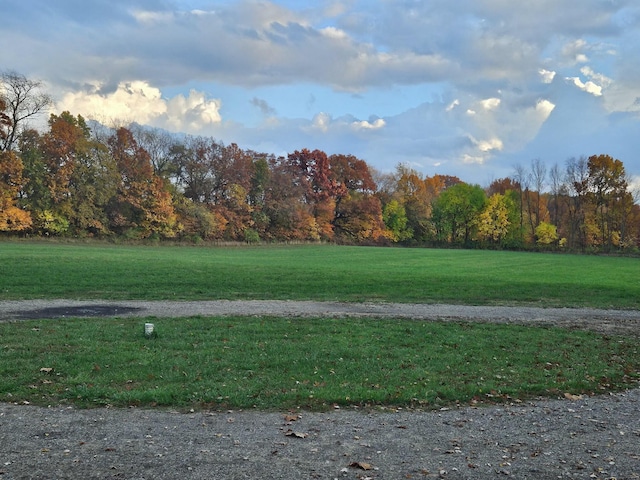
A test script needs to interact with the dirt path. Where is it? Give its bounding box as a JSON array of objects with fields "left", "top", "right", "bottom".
[
  {"left": 1, "top": 300, "right": 639, "bottom": 479},
  {"left": 2, "top": 299, "right": 640, "bottom": 336}
]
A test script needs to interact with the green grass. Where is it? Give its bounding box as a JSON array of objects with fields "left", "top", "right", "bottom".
[
  {"left": 1, "top": 241, "right": 639, "bottom": 308},
  {"left": 1, "top": 316, "right": 638, "bottom": 410}
]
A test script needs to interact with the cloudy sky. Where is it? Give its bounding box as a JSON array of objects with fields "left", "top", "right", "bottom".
[{"left": 3, "top": 0, "right": 640, "bottom": 186}]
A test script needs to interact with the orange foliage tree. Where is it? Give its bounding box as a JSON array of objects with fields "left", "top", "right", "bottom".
[{"left": 107, "top": 127, "right": 177, "bottom": 238}]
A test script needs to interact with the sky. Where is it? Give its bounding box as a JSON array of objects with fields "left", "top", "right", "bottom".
[{"left": 2, "top": 0, "right": 640, "bottom": 188}]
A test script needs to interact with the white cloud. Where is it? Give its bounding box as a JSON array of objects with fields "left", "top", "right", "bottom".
[
  {"left": 446, "top": 99, "right": 460, "bottom": 112},
  {"left": 536, "top": 99, "right": 556, "bottom": 118},
  {"left": 480, "top": 98, "right": 501, "bottom": 110},
  {"left": 352, "top": 118, "right": 385, "bottom": 130},
  {"left": 539, "top": 69, "right": 556, "bottom": 84},
  {"left": 470, "top": 136, "right": 504, "bottom": 153},
  {"left": 580, "top": 66, "right": 612, "bottom": 89},
  {"left": 309, "top": 112, "right": 332, "bottom": 132},
  {"left": 561, "top": 39, "right": 590, "bottom": 65},
  {"left": 462, "top": 154, "right": 487, "bottom": 165},
  {"left": 57, "top": 81, "right": 222, "bottom": 133},
  {"left": 567, "top": 76, "right": 603, "bottom": 96}
]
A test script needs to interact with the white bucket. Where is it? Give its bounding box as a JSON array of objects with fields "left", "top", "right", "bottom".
[{"left": 144, "top": 323, "right": 155, "bottom": 337}]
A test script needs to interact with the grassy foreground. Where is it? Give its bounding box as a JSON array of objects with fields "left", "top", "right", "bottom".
[
  {"left": 1, "top": 242, "right": 639, "bottom": 308},
  {"left": 1, "top": 241, "right": 639, "bottom": 410},
  {"left": 1, "top": 316, "right": 638, "bottom": 410}
]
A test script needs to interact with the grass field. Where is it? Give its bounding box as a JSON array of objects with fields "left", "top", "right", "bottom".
[
  {"left": 1, "top": 241, "right": 639, "bottom": 410},
  {"left": 1, "top": 316, "right": 638, "bottom": 410},
  {"left": 1, "top": 241, "right": 639, "bottom": 308}
]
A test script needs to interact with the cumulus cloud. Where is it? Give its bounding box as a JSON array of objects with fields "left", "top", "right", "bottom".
[
  {"left": 4, "top": 0, "right": 640, "bottom": 180},
  {"left": 475, "top": 137, "right": 504, "bottom": 153},
  {"left": 352, "top": 118, "right": 385, "bottom": 130},
  {"left": 57, "top": 81, "right": 222, "bottom": 133},
  {"left": 539, "top": 69, "right": 557, "bottom": 84},
  {"left": 561, "top": 39, "right": 590, "bottom": 65},
  {"left": 567, "top": 77, "right": 603, "bottom": 96},
  {"left": 480, "top": 98, "right": 501, "bottom": 110}
]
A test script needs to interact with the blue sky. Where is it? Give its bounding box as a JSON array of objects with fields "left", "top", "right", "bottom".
[{"left": 2, "top": 0, "right": 640, "bottom": 188}]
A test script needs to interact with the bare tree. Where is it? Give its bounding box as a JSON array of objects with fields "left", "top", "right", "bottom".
[
  {"left": 564, "top": 156, "right": 589, "bottom": 249},
  {"left": 130, "top": 124, "right": 177, "bottom": 178},
  {"left": 512, "top": 163, "right": 529, "bottom": 240},
  {"left": 548, "top": 162, "right": 564, "bottom": 227},
  {"left": 530, "top": 158, "right": 547, "bottom": 227},
  {"left": 0, "top": 71, "right": 52, "bottom": 152}
]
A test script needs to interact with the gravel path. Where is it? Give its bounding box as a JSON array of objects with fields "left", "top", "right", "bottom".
[
  {"left": 1, "top": 300, "right": 639, "bottom": 479},
  {"left": 2, "top": 299, "right": 640, "bottom": 336}
]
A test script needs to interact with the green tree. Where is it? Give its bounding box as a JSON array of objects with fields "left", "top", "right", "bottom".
[
  {"left": 432, "top": 183, "right": 486, "bottom": 246},
  {"left": 382, "top": 199, "right": 411, "bottom": 242}
]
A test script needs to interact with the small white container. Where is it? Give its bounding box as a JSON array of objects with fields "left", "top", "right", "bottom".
[{"left": 144, "top": 323, "right": 155, "bottom": 337}]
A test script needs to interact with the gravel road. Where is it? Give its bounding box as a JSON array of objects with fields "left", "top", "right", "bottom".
[{"left": 1, "top": 300, "right": 639, "bottom": 479}]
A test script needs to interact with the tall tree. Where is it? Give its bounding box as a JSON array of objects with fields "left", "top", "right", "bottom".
[
  {"left": 40, "top": 112, "right": 117, "bottom": 235},
  {"left": 329, "top": 154, "right": 386, "bottom": 243},
  {"left": 263, "top": 156, "right": 317, "bottom": 241},
  {"left": 0, "top": 71, "right": 52, "bottom": 152},
  {"left": 130, "top": 124, "right": 176, "bottom": 178},
  {"left": 286, "top": 149, "right": 339, "bottom": 240},
  {"left": 107, "top": 127, "right": 177, "bottom": 238},
  {"left": 564, "top": 156, "right": 591, "bottom": 250},
  {"left": 431, "top": 183, "right": 486, "bottom": 245},
  {"left": 394, "top": 164, "right": 431, "bottom": 241},
  {"left": 587, "top": 154, "right": 630, "bottom": 250},
  {"left": 476, "top": 193, "right": 514, "bottom": 246}
]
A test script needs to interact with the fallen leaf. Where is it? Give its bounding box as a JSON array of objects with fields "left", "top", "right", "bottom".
[
  {"left": 284, "top": 429, "right": 307, "bottom": 439},
  {"left": 40, "top": 368, "right": 53, "bottom": 374},
  {"left": 349, "top": 461, "right": 373, "bottom": 470},
  {"left": 564, "top": 392, "right": 583, "bottom": 401},
  {"left": 284, "top": 414, "right": 300, "bottom": 422}
]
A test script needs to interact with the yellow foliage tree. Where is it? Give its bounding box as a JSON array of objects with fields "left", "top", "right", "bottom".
[{"left": 0, "top": 150, "right": 32, "bottom": 231}]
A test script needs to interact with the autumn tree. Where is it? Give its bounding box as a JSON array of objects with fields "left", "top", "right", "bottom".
[
  {"left": 586, "top": 154, "right": 630, "bottom": 250},
  {"left": 107, "top": 127, "right": 177, "bottom": 238},
  {"left": 286, "top": 149, "right": 339, "bottom": 240},
  {"left": 263, "top": 156, "right": 318, "bottom": 241},
  {"left": 563, "top": 156, "right": 591, "bottom": 250},
  {"left": 476, "top": 193, "right": 514, "bottom": 246},
  {"left": 214, "top": 143, "right": 255, "bottom": 240},
  {"left": 394, "top": 165, "right": 431, "bottom": 241},
  {"left": 486, "top": 177, "right": 520, "bottom": 196},
  {"left": 535, "top": 221, "right": 558, "bottom": 247},
  {"left": 329, "top": 154, "right": 386, "bottom": 243},
  {"left": 37, "top": 113, "right": 119, "bottom": 235},
  {"left": 0, "top": 149, "right": 32, "bottom": 231}
]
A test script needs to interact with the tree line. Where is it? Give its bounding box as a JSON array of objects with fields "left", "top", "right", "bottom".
[{"left": 1, "top": 72, "right": 639, "bottom": 251}]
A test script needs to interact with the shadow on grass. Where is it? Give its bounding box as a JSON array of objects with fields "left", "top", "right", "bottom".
[{"left": 9, "top": 305, "right": 142, "bottom": 320}]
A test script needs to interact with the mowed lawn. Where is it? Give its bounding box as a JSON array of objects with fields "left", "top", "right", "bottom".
[
  {"left": 1, "top": 241, "right": 639, "bottom": 308},
  {"left": 0, "top": 241, "right": 639, "bottom": 410}
]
